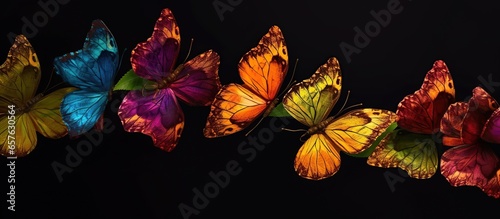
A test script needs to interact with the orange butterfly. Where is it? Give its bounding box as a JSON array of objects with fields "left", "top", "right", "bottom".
[{"left": 203, "top": 25, "right": 289, "bottom": 138}]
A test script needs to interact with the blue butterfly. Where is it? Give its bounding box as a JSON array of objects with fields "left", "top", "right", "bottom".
[{"left": 53, "top": 19, "right": 119, "bottom": 137}]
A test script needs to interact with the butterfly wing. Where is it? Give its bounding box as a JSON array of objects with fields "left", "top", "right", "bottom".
[
  {"left": 482, "top": 108, "right": 500, "bottom": 144},
  {"left": 294, "top": 133, "right": 341, "bottom": 180},
  {"left": 118, "top": 89, "right": 183, "bottom": 152},
  {"left": 461, "top": 87, "right": 499, "bottom": 144},
  {"left": 59, "top": 89, "right": 109, "bottom": 137},
  {"left": 481, "top": 169, "right": 500, "bottom": 198},
  {"left": 295, "top": 109, "right": 396, "bottom": 180},
  {"left": 170, "top": 50, "right": 221, "bottom": 106},
  {"left": 130, "top": 8, "right": 180, "bottom": 82},
  {"left": 53, "top": 20, "right": 119, "bottom": 136},
  {"left": 204, "top": 25, "right": 288, "bottom": 138},
  {"left": 283, "top": 57, "right": 342, "bottom": 127},
  {"left": 367, "top": 129, "right": 439, "bottom": 179},
  {"left": 325, "top": 109, "right": 398, "bottom": 155},
  {"left": 29, "top": 87, "right": 77, "bottom": 139},
  {"left": 238, "top": 25, "right": 288, "bottom": 101},
  {"left": 0, "top": 35, "right": 40, "bottom": 106},
  {"left": 396, "top": 60, "right": 455, "bottom": 134},
  {"left": 440, "top": 143, "right": 500, "bottom": 197},
  {"left": 204, "top": 83, "right": 268, "bottom": 137},
  {"left": 0, "top": 37, "right": 40, "bottom": 156},
  {"left": 440, "top": 102, "right": 468, "bottom": 146}
]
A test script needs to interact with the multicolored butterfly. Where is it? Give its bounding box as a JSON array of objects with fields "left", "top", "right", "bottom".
[
  {"left": 203, "top": 25, "right": 288, "bottom": 138},
  {"left": 367, "top": 60, "right": 455, "bottom": 179},
  {"left": 53, "top": 19, "right": 119, "bottom": 137},
  {"left": 440, "top": 86, "right": 500, "bottom": 198},
  {"left": 117, "top": 8, "right": 221, "bottom": 152},
  {"left": 282, "top": 56, "right": 397, "bottom": 180},
  {"left": 0, "top": 35, "right": 76, "bottom": 157}
]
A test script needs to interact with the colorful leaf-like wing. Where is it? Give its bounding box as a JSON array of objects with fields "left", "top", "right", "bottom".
[
  {"left": 204, "top": 83, "right": 268, "bottom": 137},
  {"left": 396, "top": 60, "right": 455, "bottom": 134},
  {"left": 238, "top": 25, "right": 288, "bottom": 101},
  {"left": 460, "top": 86, "right": 499, "bottom": 144},
  {"left": 60, "top": 90, "right": 109, "bottom": 137},
  {"left": 130, "top": 8, "right": 180, "bottom": 82},
  {"left": 118, "top": 89, "right": 184, "bottom": 152},
  {"left": 30, "top": 87, "right": 77, "bottom": 138},
  {"left": 367, "top": 129, "right": 438, "bottom": 179},
  {"left": 440, "top": 102, "right": 468, "bottom": 146},
  {"left": 0, "top": 35, "right": 40, "bottom": 106},
  {"left": 283, "top": 57, "right": 341, "bottom": 127},
  {"left": 325, "top": 109, "right": 397, "bottom": 155},
  {"left": 481, "top": 169, "right": 500, "bottom": 198},
  {"left": 440, "top": 143, "right": 500, "bottom": 194},
  {"left": 482, "top": 108, "right": 500, "bottom": 144},
  {"left": 294, "top": 133, "right": 341, "bottom": 180},
  {"left": 170, "top": 50, "right": 221, "bottom": 106},
  {"left": 0, "top": 34, "right": 40, "bottom": 156}
]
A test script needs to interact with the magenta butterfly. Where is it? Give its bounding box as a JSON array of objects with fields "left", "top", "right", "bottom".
[{"left": 117, "top": 8, "right": 221, "bottom": 152}]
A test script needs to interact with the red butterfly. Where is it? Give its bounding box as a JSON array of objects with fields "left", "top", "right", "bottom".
[{"left": 440, "top": 86, "right": 500, "bottom": 198}]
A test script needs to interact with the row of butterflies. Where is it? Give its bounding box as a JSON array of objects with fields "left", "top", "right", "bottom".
[{"left": 1, "top": 8, "right": 499, "bottom": 199}]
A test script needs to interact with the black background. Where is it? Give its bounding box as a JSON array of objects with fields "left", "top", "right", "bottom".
[{"left": 1, "top": 0, "right": 500, "bottom": 218}]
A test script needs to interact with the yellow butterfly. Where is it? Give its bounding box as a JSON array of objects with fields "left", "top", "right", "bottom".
[
  {"left": 282, "top": 56, "right": 397, "bottom": 180},
  {"left": 0, "top": 35, "right": 76, "bottom": 157}
]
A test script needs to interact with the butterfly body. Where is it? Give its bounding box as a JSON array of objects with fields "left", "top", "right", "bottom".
[
  {"left": 15, "top": 93, "right": 42, "bottom": 114},
  {"left": 53, "top": 19, "right": 119, "bottom": 137},
  {"left": 303, "top": 116, "right": 335, "bottom": 137}
]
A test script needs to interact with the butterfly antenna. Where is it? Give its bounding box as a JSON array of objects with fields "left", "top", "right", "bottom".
[
  {"left": 42, "top": 69, "right": 68, "bottom": 93},
  {"left": 282, "top": 127, "right": 307, "bottom": 134},
  {"left": 278, "top": 58, "right": 299, "bottom": 97},
  {"left": 333, "top": 90, "right": 363, "bottom": 117},
  {"left": 42, "top": 68, "right": 57, "bottom": 92},
  {"left": 182, "top": 38, "right": 195, "bottom": 64},
  {"left": 299, "top": 132, "right": 309, "bottom": 142},
  {"left": 245, "top": 115, "right": 267, "bottom": 137},
  {"left": 118, "top": 48, "right": 129, "bottom": 71}
]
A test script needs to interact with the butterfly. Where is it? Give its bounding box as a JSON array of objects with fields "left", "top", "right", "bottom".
[
  {"left": 53, "top": 19, "right": 119, "bottom": 137},
  {"left": 440, "top": 86, "right": 500, "bottom": 198},
  {"left": 0, "top": 34, "right": 76, "bottom": 157},
  {"left": 117, "top": 8, "right": 221, "bottom": 152},
  {"left": 367, "top": 60, "right": 455, "bottom": 179},
  {"left": 203, "top": 25, "right": 288, "bottom": 138},
  {"left": 282, "top": 56, "right": 397, "bottom": 180}
]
